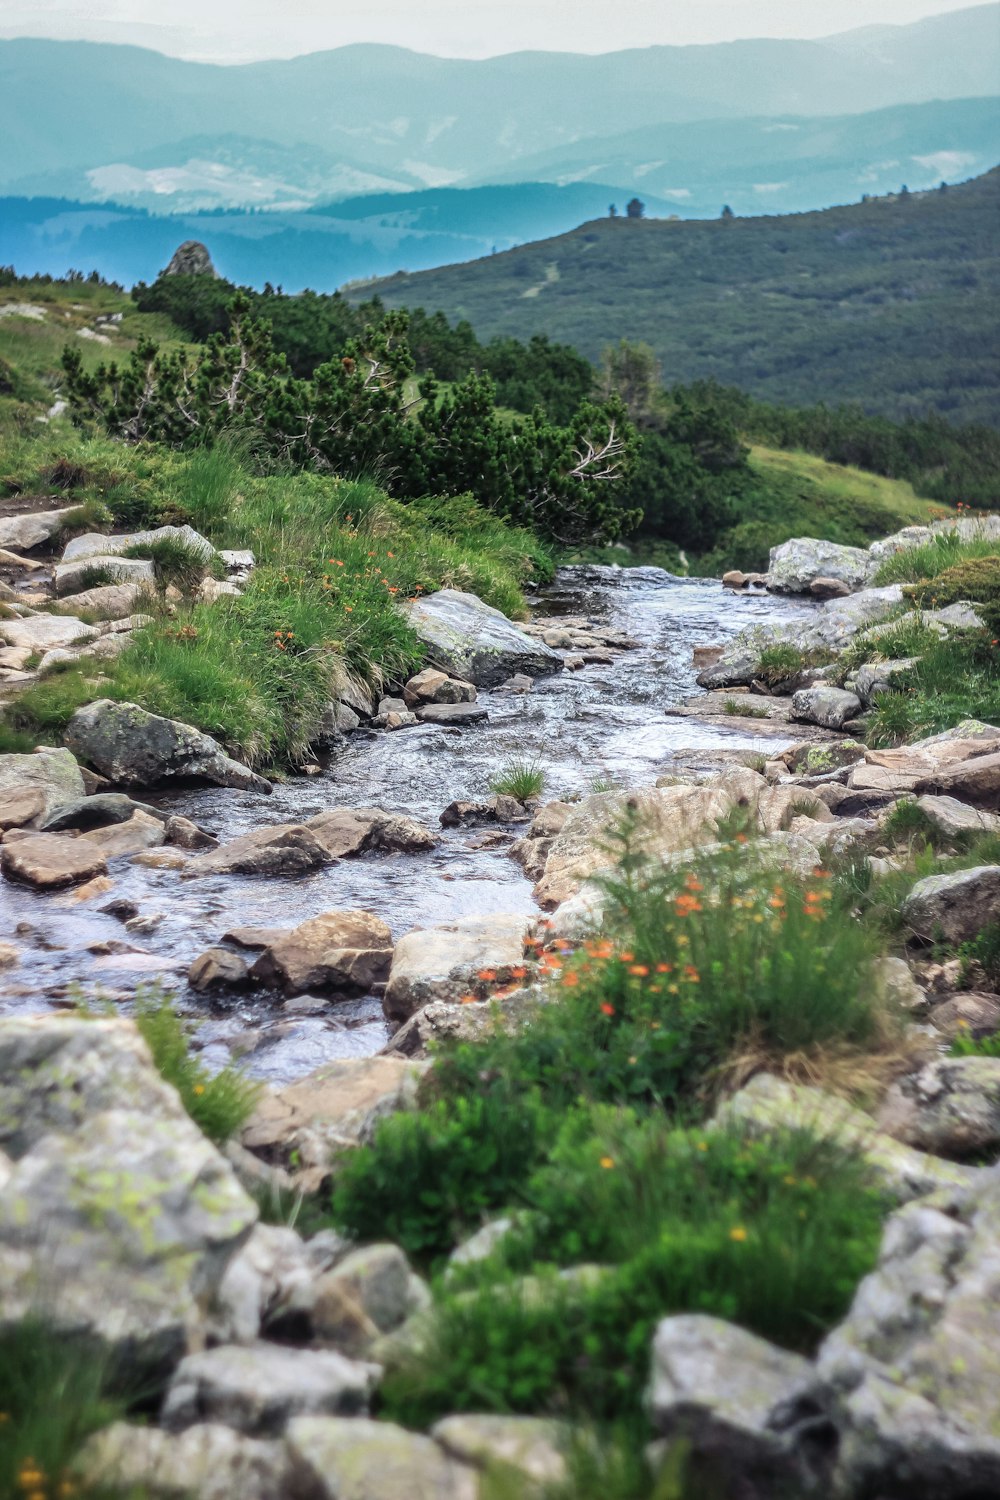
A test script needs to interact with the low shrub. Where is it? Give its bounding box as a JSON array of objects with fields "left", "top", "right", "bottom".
[
  {"left": 132, "top": 985, "right": 260, "bottom": 1144},
  {"left": 951, "top": 1027, "right": 1000, "bottom": 1059}
]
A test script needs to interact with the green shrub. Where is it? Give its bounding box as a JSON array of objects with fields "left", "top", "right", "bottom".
[
  {"left": 381, "top": 1118, "right": 884, "bottom": 1427},
  {"left": 879, "top": 799, "right": 948, "bottom": 850},
  {"left": 132, "top": 986, "right": 260, "bottom": 1144},
  {"left": 490, "top": 757, "right": 547, "bottom": 800},
  {"left": 872, "top": 533, "right": 1000, "bottom": 587},
  {"left": 951, "top": 1027, "right": 1000, "bottom": 1059},
  {"left": 903, "top": 555, "right": 1000, "bottom": 621}
]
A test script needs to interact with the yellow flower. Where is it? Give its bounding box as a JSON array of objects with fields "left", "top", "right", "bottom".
[
  {"left": 192, "top": 1084, "right": 206, "bottom": 1096},
  {"left": 696, "top": 1141, "right": 708, "bottom": 1152},
  {"left": 783, "top": 1175, "right": 797, "bottom": 1186},
  {"left": 599, "top": 1156, "right": 615, "bottom": 1170},
  {"left": 729, "top": 1226, "right": 748, "bottom": 1243}
]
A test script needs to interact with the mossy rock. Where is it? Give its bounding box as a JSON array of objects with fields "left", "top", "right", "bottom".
[{"left": 903, "top": 556, "right": 1000, "bottom": 610}]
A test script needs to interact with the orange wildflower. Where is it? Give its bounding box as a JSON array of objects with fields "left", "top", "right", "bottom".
[{"left": 599, "top": 1002, "right": 615, "bottom": 1017}]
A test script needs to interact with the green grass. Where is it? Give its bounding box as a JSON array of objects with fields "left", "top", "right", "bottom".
[
  {"left": 722, "top": 697, "right": 769, "bottom": 719},
  {"left": 131, "top": 985, "right": 260, "bottom": 1145},
  {"left": 872, "top": 533, "right": 1000, "bottom": 587},
  {"left": 951, "top": 1028, "right": 1000, "bottom": 1059},
  {"left": 490, "top": 756, "right": 547, "bottom": 800}
]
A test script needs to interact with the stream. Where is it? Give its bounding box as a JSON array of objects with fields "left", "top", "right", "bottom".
[{"left": 0, "top": 566, "right": 818, "bottom": 1082}]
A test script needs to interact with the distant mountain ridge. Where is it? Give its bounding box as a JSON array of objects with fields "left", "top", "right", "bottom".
[{"left": 2, "top": 4, "right": 998, "bottom": 204}]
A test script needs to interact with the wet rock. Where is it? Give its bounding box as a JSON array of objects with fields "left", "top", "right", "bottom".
[
  {"left": 498, "top": 672, "right": 533, "bottom": 692},
  {"left": 647, "top": 1314, "right": 835, "bottom": 1499},
  {"left": 305, "top": 807, "right": 437, "bottom": 858},
  {"left": 76, "top": 1421, "right": 293, "bottom": 1500},
  {"left": 0, "top": 831, "right": 108, "bottom": 889},
  {"left": 189, "top": 948, "right": 252, "bottom": 992},
  {"left": 314, "top": 701, "right": 361, "bottom": 745},
  {"left": 716, "top": 1075, "right": 979, "bottom": 1201},
  {"left": 433, "top": 1414, "right": 570, "bottom": 1488},
  {"left": 65, "top": 700, "right": 272, "bottom": 793},
  {"left": 0, "top": 506, "right": 79, "bottom": 551},
  {"left": 0, "top": 785, "right": 45, "bottom": 829},
  {"left": 402, "top": 667, "right": 477, "bottom": 707},
  {"left": 286, "top": 1417, "right": 477, "bottom": 1500},
  {"left": 902, "top": 866, "right": 1000, "bottom": 945},
  {"left": 0, "top": 943, "right": 19, "bottom": 969},
  {"left": 439, "top": 798, "right": 495, "bottom": 828},
  {"left": 62, "top": 522, "right": 216, "bottom": 564},
  {"left": 768, "top": 537, "right": 877, "bottom": 594},
  {"left": 0, "top": 612, "right": 98, "bottom": 651},
  {"left": 39, "top": 791, "right": 164, "bottom": 831},
  {"left": 819, "top": 1169, "right": 1000, "bottom": 1499},
  {"left": 166, "top": 814, "right": 218, "bottom": 850},
  {"left": 224, "top": 926, "right": 287, "bottom": 950},
  {"left": 722, "top": 570, "right": 749, "bottom": 589},
  {"left": 53, "top": 554, "right": 156, "bottom": 596},
  {"left": 79, "top": 809, "right": 167, "bottom": 858},
  {"left": 791, "top": 685, "right": 863, "bottom": 731},
  {"left": 915, "top": 794, "right": 1000, "bottom": 839},
  {"left": 0, "top": 1016, "right": 256, "bottom": 1376},
  {"left": 404, "top": 587, "right": 563, "bottom": 687},
  {"left": 382, "top": 912, "right": 530, "bottom": 1023},
  {"left": 240, "top": 1056, "right": 426, "bottom": 1192},
  {"left": 184, "top": 824, "right": 328, "bottom": 878},
  {"left": 415, "top": 701, "right": 489, "bottom": 726},
  {"left": 125, "top": 912, "right": 164, "bottom": 936},
  {"left": 133, "top": 847, "right": 189, "bottom": 870},
  {"left": 162, "top": 1343, "right": 379, "bottom": 1435},
  {"left": 877, "top": 1057, "right": 1000, "bottom": 1158},
  {"left": 374, "top": 695, "right": 417, "bottom": 729},
  {"left": 250, "top": 910, "right": 393, "bottom": 995}
]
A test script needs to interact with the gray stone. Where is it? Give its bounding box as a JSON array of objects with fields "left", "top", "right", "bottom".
[
  {"left": 65, "top": 700, "right": 272, "bottom": 793},
  {"left": 250, "top": 910, "right": 393, "bottom": 995},
  {"left": 383, "top": 989, "right": 539, "bottom": 1057},
  {"left": 868, "top": 524, "right": 934, "bottom": 560},
  {"left": 0, "top": 1016, "right": 255, "bottom": 1376},
  {"left": 403, "top": 587, "right": 563, "bottom": 687},
  {"left": 54, "top": 555, "right": 156, "bottom": 595},
  {"left": 820, "top": 1169, "right": 1000, "bottom": 1499},
  {"left": 286, "top": 1417, "right": 478, "bottom": 1500},
  {"left": 915, "top": 794, "right": 1000, "bottom": 839},
  {"left": 305, "top": 806, "right": 437, "bottom": 858},
  {"left": 810, "top": 575, "right": 851, "bottom": 598},
  {"left": 432, "top": 1414, "right": 569, "bottom": 1487},
  {"left": 165, "top": 240, "right": 217, "bottom": 277},
  {"left": 189, "top": 948, "right": 251, "bottom": 992},
  {"left": 877, "top": 1057, "right": 1000, "bottom": 1158},
  {"left": 791, "top": 685, "right": 863, "bottom": 731},
  {"left": 162, "top": 1343, "right": 379, "bottom": 1435},
  {"left": 183, "top": 824, "right": 328, "bottom": 879},
  {"left": 52, "top": 580, "right": 147, "bottom": 617},
  {"left": 902, "top": 866, "right": 1000, "bottom": 945},
  {"left": 383, "top": 912, "right": 530, "bottom": 1023},
  {"left": 0, "top": 748, "right": 85, "bottom": 821},
  {"left": 648, "top": 1314, "right": 834, "bottom": 1498},
  {"left": 62, "top": 522, "right": 216, "bottom": 563},
  {"left": 447, "top": 1218, "right": 517, "bottom": 1278},
  {"left": 714, "top": 1074, "right": 978, "bottom": 1202},
  {"left": 76, "top": 1421, "right": 293, "bottom": 1500},
  {"left": 0, "top": 612, "right": 98, "bottom": 651},
  {"left": 0, "top": 507, "right": 78, "bottom": 551},
  {"left": 79, "top": 808, "right": 168, "bottom": 857},
  {"left": 854, "top": 658, "right": 920, "bottom": 706},
  {"left": 768, "top": 537, "right": 877, "bottom": 594},
  {"left": 166, "top": 814, "right": 218, "bottom": 850},
  {"left": 415, "top": 701, "right": 489, "bottom": 726},
  {"left": 40, "top": 791, "right": 165, "bottom": 831},
  {"left": 308, "top": 1243, "right": 429, "bottom": 1354},
  {"left": 402, "top": 667, "right": 476, "bottom": 707}
]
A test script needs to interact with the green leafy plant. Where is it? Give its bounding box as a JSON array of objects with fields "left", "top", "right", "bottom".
[{"left": 132, "top": 985, "right": 260, "bottom": 1144}]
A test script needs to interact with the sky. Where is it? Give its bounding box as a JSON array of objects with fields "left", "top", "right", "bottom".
[{"left": 0, "top": 0, "right": 986, "bottom": 62}]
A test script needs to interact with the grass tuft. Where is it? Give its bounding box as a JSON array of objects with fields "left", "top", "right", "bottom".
[{"left": 490, "top": 756, "right": 547, "bottom": 800}]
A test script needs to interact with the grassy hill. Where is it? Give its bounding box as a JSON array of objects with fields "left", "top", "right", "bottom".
[{"left": 361, "top": 170, "right": 1000, "bottom": 427}]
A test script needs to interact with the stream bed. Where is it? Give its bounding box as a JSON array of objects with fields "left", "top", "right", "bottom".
[{"left": 0, "top": 567, "right": 818, "bottom": 1082}]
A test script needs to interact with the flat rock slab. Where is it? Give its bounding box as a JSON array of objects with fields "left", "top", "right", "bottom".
[
  {"left": 61, "top": 522, "right": 216, "bottom": 563},
  {"left": 305, "top": 807, "right": 437, "bottom": 859},
  {"left": 0, "top": 507, "right": 79, "bottom": 551},
  {"left": 0, "top": 613, "right": 98, "bottom": 651},
  {"left": 184, "top": 824, "right": 329, "bottom": 879},
  {"left": 78, "top": 1422, "right": 294, "bottom": 1500},
  {"left": 51, "top": 580, "right": 146, "bottom": 618},
  {"left": 0, "top": 785, "right": 46, "bottom": 829},
  {"left": 414, "top": 702, "right": 489, "bottom": 726},
  {"left": 0, "top": 832, "right": 108, "bottom": 888},
  {"left": 403, "top": 587, "right": 563, "bottom": 687},
  {"left": 54, "top": 556, "right": 156, "bottom": 596},
  {"left": 79, "top": 809, "right": 167, "bottom": 858},
  {"left": 162, "top": 1343, "right": 379, "bottom": 1435},
  {"left": 286, "top": 1417, "right": 477, "bottom": 1500},
  {"left": 41, "top": 791, "right": 166, "bottom": 831}
]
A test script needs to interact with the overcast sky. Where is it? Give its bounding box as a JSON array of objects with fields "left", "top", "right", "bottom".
[{"left": 0, "top": 0, "right": 983, "bottom": 61}]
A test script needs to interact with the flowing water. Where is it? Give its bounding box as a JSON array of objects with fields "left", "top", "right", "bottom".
[{"left": 0, "top": 567, "right": 817, "bottom": 1082}]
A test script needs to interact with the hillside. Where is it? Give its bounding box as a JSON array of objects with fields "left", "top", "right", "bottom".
[
  {"left": 363, "top": 170, "right": 1000, "bottom": 426},
  {"left": 1, "top": 7, "right": 997, "bottom": 200}
]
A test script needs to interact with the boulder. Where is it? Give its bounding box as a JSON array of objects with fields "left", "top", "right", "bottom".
[
  {"left": 877, "top": 1057, "right": 1000, "bottom": 1158},
  {"left": 307, "top": 1243, "right": 429, "bottom": 1354},
  {"left": 65, "top": 700, "right": 272, "bottom": 793},
  {"left": 212, "top": 1222, "right": 346, "bottom": 1344},
  {"left": 40, "top": 791, "right": 164, "bottom": 831},
  {"left": 250, "top": 910, "right": 393, "bottom": 995},
  {"left": 402, "top": 668, "right": 476, "bottom": 707},
  {"left": 791, "top": 685, "right": 863, "bottom": 731},
  {"left": 184, "top": 824, "right": 328, "bottom": 879},
  {"left": 305, "top": 807, "right": 437, "bottom": 858},
  {"left": 0, "top": 506, "right": 79, "bottom": 551},
  {"left": 432, "top": 1414, "right": 570, "bottom": 1488},
  {"left": 0, "top": 612, "right": 98, "bottom": 651},
  {"left": 0, "top": 785, "right": 46, "bottom": 829},
  {"left": 403, "top": 587, "right": 563, "bottom": 687},
  {"left": 52, "top": 580, "right": 147, "bottom": 618},
  {"left": 162, "top": 1343, "right": 379, "bottom": 1435},
  {"left": 902, "top": 866, "right": 1000, "bottom": 945},
  {"left": 382, "top": 912, "right": 530, "bottom": 1023},
  {"left": 929, "top": 992, "right": 1000, "bottom": 1040},
  {"left": 915, "top": 750, "right": 1000, "bottom": 808},
  {"left": 53, "top": 555, "right": 156, "bottom": 596},
  {"left": 189, "top": 948, "right": 252, "bottom": 992},
  {"left": 79, "top": 809, "right": 167, "bottom": 857},
  {"left": 714, "top": 1074, "right": 978, "bottom": 1202},
  {"left": 868, "top": 524, "right": 934, "bottom": 560},
  {"left": 767, "top": 537, "right": 877, "bottom": 594},
  {"left": 415, "top": 701, "right": 489, "bottom": 726},
  {"left": 0, "top": 831, "right": 108, "bottom": 889},
  {"left": 533, "top": 784, "right": 733, "bottom": 909},
  {"left": 166, "top": 814, "right": 218, "bottom": 850},
  {"left": 76, "top": 1421, "right": 294, "bottom": 1500},
  {"left": 820, "top": 1169, "right": 1000, "bottom": 1499},
  {"left": 809, "top": 576, "right": 852, "bottom": 599},
  {"left": 285, "top": 1417, "right": 478, "bottom": 1500},
  {"left": 374, "top": 695, "right": 417, "bottom": 730},
  {"left": 0, "top": 1017, "right": 256, "bottom": 1376},
  {"left": 915, "top": 794, "right": 1000, "bottom": 840},
  {"left": 61, "top": 522, "right": 216, "bottom": 564},
  {"left": 383, "top": 989, "right": 540, "bottom": 1058},
  {"left": 240, "top": 1056, "right": 426, "bottom": 1190},
  {"left": 647, "top": 1314, "right": 834, "bottom": 1499}
]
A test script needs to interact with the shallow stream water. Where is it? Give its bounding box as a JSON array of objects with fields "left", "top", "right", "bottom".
[{"left": 0, "top": 567, "right": 817, "bottom": 1082}]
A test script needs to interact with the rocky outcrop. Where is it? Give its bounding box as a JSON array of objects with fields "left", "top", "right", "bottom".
[
  {"left": 53, "top": 555, "right": 155, "bottom": 596},
  {"left": 0, "top": 612, "right": 98, "bottom": 651},
  {"left": 65, "top": 700, "right": 272, "bottom": 793},
  {"left": 164, "top": 241, "right": 217, "bottom": 277},
  {"left": 902, "top": 866, "right": 1000, "bottom": 945},
  {"left": 877, "top": 1057, "right": 1000, "bottom": 1158},
  {"left": 62, "top": 522, "right": 217, "bottom": 564},
  {"left": 819, "top": 1167, "right": 1000, "bottom": 1498},
  {"left": 403, "top": 587, "right": 563, "bottom": 687},
  {"left": 0, "top": 1017, "right": 256, "bottom": 1376},
  {"left": 382, "top": 912, "right": 531, "bottom": 1023},
  {"left": 767, "top": 538, "right": 877, "bottom": 595},
  {"left": 647, "top": 1314, "right": 835, "bottom": 1499},
  {"left": 0, "top": 506, "right": 79, "bottom": 551},
  {"left": 791, "top": 685, "right": 863, "bottom": 731}
]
